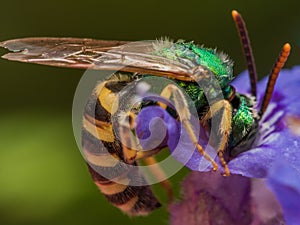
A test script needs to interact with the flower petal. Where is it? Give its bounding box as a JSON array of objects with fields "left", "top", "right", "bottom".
[
  {"left": 231, "top": 66, "right": 300, "bottom": 96},
  {"left": 267, "top": 162, "right": 300, "bottom": 225},
  {"left": 232, "top": 66, "right": 300, "bottom": 116},
  {"left": 230, "top": 70, "right": 251, "bottom": 95},
  {"left": 170, "top": 172, "right": 285, "bottom": 225},
  {"left": 135, "top": 106, "right": 180, "bottom": 151},
  {"left": 229, "top": 128, "right": 300, "bottom": 178},
  {"left": 169, "top": 171, "right": 252, "bottom": 225},
  {"left": 251, "top": 179, "right": 285, "bottom": 225}
]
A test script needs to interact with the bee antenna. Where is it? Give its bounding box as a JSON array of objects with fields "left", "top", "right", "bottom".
[
  {"left": 259, "top": 43, "right": 291, "bottom": 116},
  {"left": 232, "top": 10, "right": 258, "bottom": 99}
]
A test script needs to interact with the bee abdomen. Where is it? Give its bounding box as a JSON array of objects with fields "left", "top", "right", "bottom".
[
  {"left": 87, "top": 164, "right": 161, "bottom": 216},
  {"left": 82, "top": 75, "right": 161, "bottom": 215}
]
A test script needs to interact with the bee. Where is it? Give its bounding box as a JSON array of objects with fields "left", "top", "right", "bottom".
[{"left": 0, "top": 10, "right": 290, "bottom": 215}]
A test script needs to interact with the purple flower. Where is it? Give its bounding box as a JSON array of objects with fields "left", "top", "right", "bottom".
[
  {"left": 135, "top": 66, "right": 300, "bottom": 224},
  {"left": 228, "top": 66, "right": 300, "bottom": 178}
]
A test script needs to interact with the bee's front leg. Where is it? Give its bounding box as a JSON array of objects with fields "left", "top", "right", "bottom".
[{"left": 201, "top": 100, "right": 232, "bottom": 176}]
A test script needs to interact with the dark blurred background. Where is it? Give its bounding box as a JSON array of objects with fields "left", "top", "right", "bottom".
[{"left": 0, "top": 0, "right": 299, "bottom": 225}]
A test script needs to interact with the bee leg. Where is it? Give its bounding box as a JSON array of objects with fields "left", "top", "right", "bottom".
[
  {"left": 159, "top": 84, "right": 219, "bottom": 172},
  {"left": 143, "top": 157, "right": 174, "bottom": 202},
  {"left": 117, "top": 111, "right": 140, "bottom": 164},
  {"left": 119, "top": 112, "right": 173, "bottom": 202},
  {"left": 201, "top": 100, "right": 232, "bottom": 176},
  {"left": 118, "top": 112, "right": 163, "bottom": 163}
]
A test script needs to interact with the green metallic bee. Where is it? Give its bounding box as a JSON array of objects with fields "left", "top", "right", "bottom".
[{"left": 0, "top": 10, "right": 290, "bottom": 215}]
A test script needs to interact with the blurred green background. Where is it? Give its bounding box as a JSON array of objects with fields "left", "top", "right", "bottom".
[{"left": 0, "top": 0, "right": 299, "bottom": 225}]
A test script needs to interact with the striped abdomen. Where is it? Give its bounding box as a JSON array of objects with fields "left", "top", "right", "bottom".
[{"left": 81, "top": 73, "right": 161, "bottom": 215}]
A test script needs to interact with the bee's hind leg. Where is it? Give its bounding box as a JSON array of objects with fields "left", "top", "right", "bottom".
[
  {"left": 119, "top": 112, "right": 174, "bottom": 202},
  {"left": 142, "top": 156, "right": 174, "bottom": 202},
  {"left": 118, "top": 112, "right": 162, "bottom": 164}
]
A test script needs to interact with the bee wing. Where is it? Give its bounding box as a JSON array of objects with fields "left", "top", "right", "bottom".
[{"left": 0, "top": 37, "right": 198, "bottom": 81}]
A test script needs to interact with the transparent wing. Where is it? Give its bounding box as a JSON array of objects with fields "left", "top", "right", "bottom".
[{"left": 0, "top": 37, "right": 201, "bottom": 81}]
